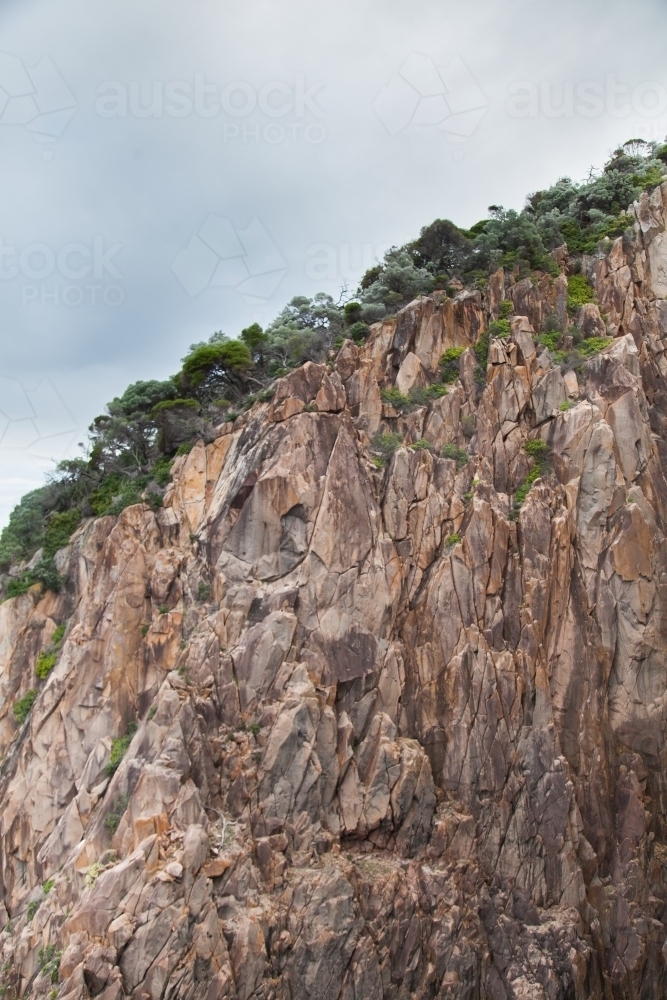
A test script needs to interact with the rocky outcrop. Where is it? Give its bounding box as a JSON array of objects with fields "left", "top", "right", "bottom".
[{"left": 5, "top": 186, "right": 667, "bottom": 999}]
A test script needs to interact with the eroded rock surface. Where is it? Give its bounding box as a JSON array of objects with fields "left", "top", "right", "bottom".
[{"left": 4, "top": 188, "right": 667, "bottom": 999}]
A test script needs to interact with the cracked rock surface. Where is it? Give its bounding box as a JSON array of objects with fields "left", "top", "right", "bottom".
[{"left": 5, "top": 186, "right": 667, "bottom": 998}]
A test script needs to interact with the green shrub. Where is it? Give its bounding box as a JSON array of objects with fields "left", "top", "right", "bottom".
[
  {"left": 104, "top": 794, "right": 130, "bottom": 835},
  {"left": 567, "top": 274, "right": 595, "bottom": 312},
  {"left": 440, "top": 346, "right": 466, "bottom": 383},
  {"left": 524, "top": 439, "right": 548, "bottom": 458},
  {"left": 249, "top": 723, "right": 260, "bottom": 736},
  {"left": 35, "top": 651, "right": 57, "bottom": 681},
  {"left": 38, "top": 945, "right": 61, "bottom": 985},
  {"left": 410, "top": 439, "right": 432, "bottom": 451},
  {"left": 408, "top": 384, "right": 449, "bottom": 406},
  {"left": 151, "top": 457, "right": 174, "bottom": 487},
  {"left": 537, "top": 331, "right": 560, "bottom": 351},
  {"left": 26, "top": 899, "right": 40, "bottom": 921},
  {"left": 560, "top": 400, "right": 573, "bottom": 411},
  {"left": 577, "top": 336, "right": 611, "bottom": 357},
  {"left": 140, "top": 624, "right": 149, "bottom": 637},
  {"left": 380, "top": 388, "right": 412, "bottom": 412},
  {"left": 370, "top": 433, "right": 403, "bottom": 462},
  {"left": 13, "top": 689, "right": 37, "bottom": 725},
  {"left": 348, "top": 322, "right": 370, "bottom": 343},
  {"left": 6, "top": 575, "right": 32, "bottom": 599},
  {"left": 176, "top": 441, "right": 194, "bottom": 455},
  {"left": 499, "top": 300, "right": 513, "bottom": 318},
  {"left": 51, "top": 624, "right": 66, "bottom": 648},
  {"left": 474, "top": 331, "right": 490, "bottom": 368},
  {"left": 151, "top": 398, "right": 200, "bottom": 415},
  {"left": 42, "top": 880, "right": 54, "bottom": 895},
  {"left": 197, "top": 582, "right": 211, "bottom": 602},
  {"left": 105, "top": 723, "right": 137, "bottom": 778},
  {"left": 512, "top": 466, "right": 542, "bottom": 509},
  {"left": 158, "top": 605, "right": 169, "bottom": 615},
  {"left": 488, "top": 318, "right": 511, "bottom": 339},
  {"left": 446, "top": 533, "right": 461, "bottom": 546},
  {"left": 44, "top": 509, "right": 80, "bottom": 558},
  {"left": 441, "top": 444, "right": 468, "bottom": 468}
]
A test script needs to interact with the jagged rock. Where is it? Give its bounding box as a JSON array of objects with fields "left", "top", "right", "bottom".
[{"left": 6, "top": 189, "right": 667, "bottom": 999}]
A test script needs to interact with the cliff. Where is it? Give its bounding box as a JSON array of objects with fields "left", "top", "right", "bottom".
[{"left": 3, "top": 184, "right": 667, "bottom": 1000}]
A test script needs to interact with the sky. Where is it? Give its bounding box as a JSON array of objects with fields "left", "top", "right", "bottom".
[{"left": 1, "top": 0, "right": 667, "bottom": 525}]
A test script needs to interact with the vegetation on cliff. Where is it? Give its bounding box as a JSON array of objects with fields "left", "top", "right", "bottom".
[{"left": 1, "top": 137, "right": 665, "bottom": 590}]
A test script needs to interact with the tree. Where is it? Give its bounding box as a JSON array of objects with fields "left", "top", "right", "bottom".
[
  {"left": 179, "top": 339, "right": 253, "bottom": 400},
  {"left": 240, "top": 323, "right": 269, "bottom": 366}
]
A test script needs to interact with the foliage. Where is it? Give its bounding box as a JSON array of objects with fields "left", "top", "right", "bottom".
[
  {"left": 38, "top": 945, "right": 62, "bottom": 985},
  {"left": 499, "top": 299, "right": 514, "bottom": 318},
  {"left": 488, "top": 319, "right": 511, "bottom": 339},
  {"left": 13, "top": 689, "right": 37, "bottom": 725},
  {"left": 104, "top": 794, "right": 130, "bottom": 835},
  {"left": 537, "top": 331, "right": 560, "bottom": 351},
  {"left": 446, "top": 533, "right": 461, "bottom": 546},
  {"left": 560, "top": 400, "right": 573, "bottom": 411},
  {"left": 105, "top": 722, "right": 137, "bottom": 778},
  {"left": 26, "top": 899, "right": 41, "bottom": 921},
  {"left": 577, "top": 336, "right": 612, "bottom": 357},
  {"left": 567, "top": 274, "right": 595, "bottom": 311},
  {"left": 474, "top": 332, "right": 490, "bottom": 368},
  {"left": 524, "top": 438, "right": 549, "bottom": 458},
  {"left": 410, "top": 439, "right": 432, "bottom": 451},
  {"left": 442, "top": 444, "right": 468, "bottom": 468},
  {"left": 35, "top": 651, "right": 57, "bottom": 681},
  {"left": 408, "top": 384, "right": 449, "bottom": 405},
  {"left": 370, "top": 433, "right": 403, "bottom": 467},
  {"left": 179, "top": 340, "right": 252, "bottom": 400},
  {"left": 380, "top": 388, "right": 412, "bottom": 413},
  {"left": 84, "top": 862, "right": 104, "bottom": 888},
  {"left": 440, "top": 346, "right": 466, "bottom": 383}
]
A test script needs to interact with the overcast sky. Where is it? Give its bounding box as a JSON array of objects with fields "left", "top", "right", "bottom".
[{"left": 1, "top": 0, "right": 666, "bottom": 525}]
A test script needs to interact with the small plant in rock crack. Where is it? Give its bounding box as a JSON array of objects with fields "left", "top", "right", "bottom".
[
  {"left": 104, "top": 794, "right": 130, "bottom": 836},
  {"left": 158, "top": 605, "right": 169, "bottom": 615},
  {"left": 370, "top": 433, "right": 403, "bottom": 468},
  {"left": 441, "top": 444, "right": 468, "bottom": 468},
  {"left": 105, "top": 723, "right": 137, "bottom": 778},
  {"left": 249, "top": 723, "right": 260, "bottom": 736},
  {"left": 148, "top": 703, "right": 158, "bottom": 720},
  {"left": 380, "top": 387, "right": 413, "bottom": 413},
  {"left": 84, "top": 861, "right": 104, "bottom": 888},
  {"left": 197, "top": 582, "right": 211, "bottom": 603},
  {"left": 13, "top": 689, "right": 37, "bottom": 725},
  {"left": 488, "top": 318, "right": 511, "bottom": 339},
  {"left": 410, "top": 439, "right": 432, "bottom": 451},
  {"left": 559, "top": 400, "right": 573, "bottom": 411},
  {"left": 510, "top": 439, "right": 551, "bottom": 517},
  {"left": 26, "top": 899, "right": 41, "bottom": 921},
  {"left": 446, "top": 533, "right": 461, "bottom": 546},
  {"left": 439, "top": 346, "right": 465, "bottom": 383},
  {"left": 498, "top": 299, "right": 514, "bottom": 319},
  {"left": 38, "top": 945, "right": 62, "bottom": 985}
]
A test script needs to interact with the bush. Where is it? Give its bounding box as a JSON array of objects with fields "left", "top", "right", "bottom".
[
  {"left": 442, "top": 444, "right": 468, "bottom": 468},
  {"left": 348, "top": 321, "right": 370, "bottom": 343},
  {"left": 104, "top": 794, "right": 130, "bottom": 835},
  {"left": 13, "top": 690, "right": 37, "bottom": 725},
  {"left": 488, "top": 319, "right": 511, "bottom": 339},
  {"left": 474, "top": 331, "right": 490, "bottom": 369},
  {"left": 446, "top": 533, "right": 461, "bottom": 546},
  {"left": 560, "top": 400, "right": 573, "bottom": 411},
  {"left": 380, "top": 388, "right": 412, "bottom": 413},
  {"left": 499, "top": 300, "right": 513, "bottom": 318},
  {"left": 567, "top": 274, "right": 595, "bottom": 312},
  {"left": 406, "top": 385, "right": 449, "bottom": 407},
  {"left": 537, "top": 331, "right": 560, "bottom": 351},
  {"left": 410, "top": 439, "right": 432, "bottom": 451},
  {"left": 38, "top": 945, "right": 61, "bottom": 985},
  {"left": 577, "top": 336, "right": 611, "bottom": 357},
  {"left": 105, "top": 723, "right": 137, "bottom": 778},
  {"left": 35, "top": 651, "right": 57, "bottom": 681},
  {"left": 524, "top": 438, "right": 548, "bottom": 458},
  {"left": 370, "top": 432, "right": 404, "bottom": 466},
  {"left": 440, "top": 346, "right": 466, "bottom": 383},
  {"left": 26, "top": 899, "right": 40, "bottom": 921}
]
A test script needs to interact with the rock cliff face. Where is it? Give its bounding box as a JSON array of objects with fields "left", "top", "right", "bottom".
[{"left": 4, "top": 186, "right": 667, "bottom": 1000}]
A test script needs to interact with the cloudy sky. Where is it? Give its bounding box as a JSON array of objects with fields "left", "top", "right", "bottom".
[{"left": 1, "top": 0, "right": 666, "bottom": 524}]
